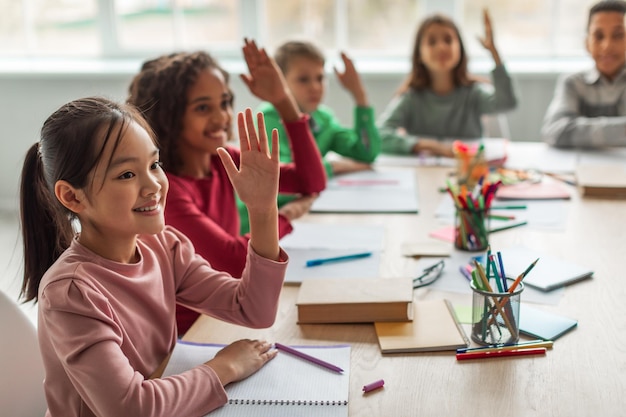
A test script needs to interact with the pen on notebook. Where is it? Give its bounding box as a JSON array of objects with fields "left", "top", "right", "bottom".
[
  {"left": 456, "top": 340, "right": 553, "bottom": 354},
  {"left": 362, "top": 379, "right": 385, "bottom": 393},
  {"left": 274, "top": 343, "right": 344, "bottom": 374},
  {"left": 305, "top": 252, "right": 372, "bottom": 267}
]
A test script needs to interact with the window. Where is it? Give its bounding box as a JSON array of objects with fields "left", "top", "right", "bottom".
[{"left": 0, "top": 0, "right": 603, "bottom": 60}]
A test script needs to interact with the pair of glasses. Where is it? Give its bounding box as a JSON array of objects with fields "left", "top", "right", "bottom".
[{"left": 413, "top": 260, "right": 445, "bottom": 289}]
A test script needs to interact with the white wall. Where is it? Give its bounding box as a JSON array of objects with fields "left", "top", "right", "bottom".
[{"left": 0, "top": 65, "right": 567, "bottom": 211}]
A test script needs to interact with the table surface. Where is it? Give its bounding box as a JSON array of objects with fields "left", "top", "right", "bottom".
[{"left": 184, "top": 144, "right": 626, "bottom": 417}]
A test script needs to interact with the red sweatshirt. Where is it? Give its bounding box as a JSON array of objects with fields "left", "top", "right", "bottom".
[{"left": 165, "top": 115, "right": 325, "bottom": 333}]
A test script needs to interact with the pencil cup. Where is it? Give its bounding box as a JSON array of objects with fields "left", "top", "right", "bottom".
[
  {"left": 470, "top": 279, "right": 523, "bottom": 346},
  {"left": 454, "top": 208, "right": 489, "bottom": 252}
]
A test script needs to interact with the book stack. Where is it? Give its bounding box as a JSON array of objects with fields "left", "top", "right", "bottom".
[
  {"left": 576, "top": 164, "right": 626, "bottom": 198},
  {"left": 295, "top": 279, "right": 470, "bottom": 353}
]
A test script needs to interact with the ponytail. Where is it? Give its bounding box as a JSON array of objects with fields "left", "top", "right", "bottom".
[
  {"left": 19, "top": 143, "right": 74, "bottom": 302},
  {"left": 19, "top": 96, "right": 154, "bottom": 303}
]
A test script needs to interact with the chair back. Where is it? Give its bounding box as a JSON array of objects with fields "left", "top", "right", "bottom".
[{"left": 0, "top": 290, "right": 47, "bottom": 416}]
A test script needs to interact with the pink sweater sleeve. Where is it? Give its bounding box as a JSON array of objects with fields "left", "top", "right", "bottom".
[
  {"left": 169, "top": 227, "right": 287, "bottom": 328},
  {"left": 39, "top": 281, "right": 228, "bottom": 417},
  {"left": 277, "top": 115, "right": 327, "bottom": 194}
]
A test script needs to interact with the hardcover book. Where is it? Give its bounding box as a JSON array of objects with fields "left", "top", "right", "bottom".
[{"left": 296, "top": 277, "right": 413, "bottom": 324}]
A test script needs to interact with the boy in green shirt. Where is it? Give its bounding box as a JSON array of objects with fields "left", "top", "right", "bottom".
[{"left": 238, "top": 41, "right": 381, "bottom": 234}]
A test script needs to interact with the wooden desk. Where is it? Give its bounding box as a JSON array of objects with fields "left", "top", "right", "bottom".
[{"left": 184, "top": 163, "right": 626, "bottom": 417}]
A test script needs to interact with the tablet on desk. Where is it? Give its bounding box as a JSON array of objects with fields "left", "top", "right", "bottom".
[
  {"left": 500, "top": 246, "right": 593, "bottom": 291},
  {"left": 519, "top": 304, "right": 578, "bottom": 341}
]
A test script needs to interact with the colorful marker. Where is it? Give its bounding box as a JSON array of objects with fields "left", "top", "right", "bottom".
[
  {"left": 362, "top": 379, "right": 385, "bottom": 393},
  {"left": 305, "top": 252, "right": 372, "bottom": 267},
  {"left": 274, "top": 343, "right": 344, "bottom": 373},
  {"left": 456, "top": 347, "right": 547, "bottom": 361}
]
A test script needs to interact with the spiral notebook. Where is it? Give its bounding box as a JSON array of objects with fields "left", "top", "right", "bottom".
[{"left": 162, "top": 341, "right": 350, "bottom": 417}]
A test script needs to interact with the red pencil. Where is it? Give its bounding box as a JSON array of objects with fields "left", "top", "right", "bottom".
[{"left": 456, "top": 347, "right": 547, "bottom": 361}]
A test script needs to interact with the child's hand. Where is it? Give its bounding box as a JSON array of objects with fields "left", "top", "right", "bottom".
[
  {"left": 205, "top": 339, "right": 277, "bottom": 385},
  {"left": 477, "top": 9, "right": 502, "bottom": 66},
  {"left": 217, "top": 109, "right": 279, "bottom": 213},
  {"left": 278, "top": 194, "right": 318, "bottom": 221},
  {"left": 241, "top": 38, "right": 290, "bottom": 106},
  {"left": 334, "top": 52, "right": 368, "bottom": 106}
]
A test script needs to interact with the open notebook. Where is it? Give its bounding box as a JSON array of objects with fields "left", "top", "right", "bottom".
[
  {"left": 311, "top": 169, "right": 419, "bottom": 213},
  {"left": 162, "top": 341, "right": 351, "bottom": 417}
]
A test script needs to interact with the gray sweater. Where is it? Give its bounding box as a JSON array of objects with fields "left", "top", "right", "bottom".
[
  {"left": 541, "top": 66, "right": 626, "bottom": 148},
  {"left": 378, "top": 65, "right": 517, "bottom": 154}
]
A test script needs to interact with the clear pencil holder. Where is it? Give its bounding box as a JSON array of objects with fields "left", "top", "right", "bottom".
[
  {"left": 454, "top": 208, "right": 490, "bottom": 252},
  {"left": 471, "top": 279, "right": 523, "bottom": 346}
]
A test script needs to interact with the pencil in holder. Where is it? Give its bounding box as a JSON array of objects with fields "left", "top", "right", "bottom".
[
  {"left": 454, "top": 208, "right": 490, "bottom": 252},
  {"left": 470, "top": 279, "right": 523, "bottom": 346}
]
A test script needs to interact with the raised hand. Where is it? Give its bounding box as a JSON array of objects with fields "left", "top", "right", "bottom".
[
  {"left": 240, "top": 38, "right": 300, "bottom": 122},
  {"left": 240, "top": 38, "right": 289, "bottom": 105},
  {"left": 333, "top": 52, "right": 368, "bottom": 106},
  {"left": 477, "top": 9, "right": 502, "bottom": 66},
  {"left": 205, "top": 339, "right": 277, "bottom": 385},
  {"left": 217, "top": 109, "right": 279, "bottom": 213}
]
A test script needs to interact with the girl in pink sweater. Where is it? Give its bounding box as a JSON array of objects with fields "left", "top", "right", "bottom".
[
  {"left": 20, "top": 96, "right": 288, "bottom": 416},
  {"left": 128, "top": 39, "right": 326, "bottom": 334}
]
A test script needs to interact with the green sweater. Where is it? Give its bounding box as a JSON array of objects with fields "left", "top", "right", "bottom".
[{"left": 237, "top": 103, "right": 382, "bottom": 234}]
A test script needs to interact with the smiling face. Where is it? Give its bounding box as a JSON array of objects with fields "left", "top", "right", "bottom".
[
  {"left": 73, "top": 120, "right": 168, "bottom": 260},
  {"left": 418, "top": 22, "right": 462, "bottom": 76},
  {"left": 587, "top": 11, "right": 626, "bottom": 80},
  {"left": 179, "top": 67, "right": 233, "bottom": 159},
  {"left": 283, "top": 56, "right": 325, "bottom": 113}
]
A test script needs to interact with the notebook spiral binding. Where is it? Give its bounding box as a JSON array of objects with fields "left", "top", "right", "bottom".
[{"left": 228, "top": 399, "right": 348, "bottom": 406}]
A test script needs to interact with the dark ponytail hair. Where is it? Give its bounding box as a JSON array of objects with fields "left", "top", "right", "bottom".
[{"left": 19, "top": 97, "right": 154, "bottom": 302}]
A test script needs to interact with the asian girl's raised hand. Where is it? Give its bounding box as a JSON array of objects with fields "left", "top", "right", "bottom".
[
  {"left": 218, "top": 109, "right": 279, "bottom": 212},
  {"left": 217, "top": 109, "right": 281, "bottom": 260}
]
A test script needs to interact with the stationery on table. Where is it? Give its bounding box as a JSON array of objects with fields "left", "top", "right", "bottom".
[
  {"left": 468, "top": 252, "right": 533, "bottom": 346},
  {"left": 274, "top": 342, "right": 344, "bottom": 373},
  {"left": 495, "top": 178, "right": 571, "bottom": 200},
  {"left": 456, "top": 339, "right": 554, "bottom": 354},
  {"left": 575, "top": 163, "right": 626, "bottom": 198},
  {"left": 444, "top": 175, "right": 502, "bottom": 251},
  {"left": 310, "top": 169, "right": 419, "bottom": 213},
  {"left": 296, "top": 277, "right": 413, "bottom": 324},
  {"left": 373, "top": 138, "right": 508, "bottom": 168},
  {"left": 362, "top": 379, "right": 385, "bottom": 393},
  {"left": 499, "top": 246, "right": 593, "bottom": 291},
  {"left": 374, "top": 299, "right": 469, "bottom": 353},
  {"left": 279, "top": 222, "right": 384, "bottom": 284},
  {"left": 456, "top": 347, "right": 547, "bottom": 361},
  {"left": 162, "top": 341, "right": 350, "bottom": 417},
  {"left": 519, "top": 303, "right": 578, "bottom": 340}
]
